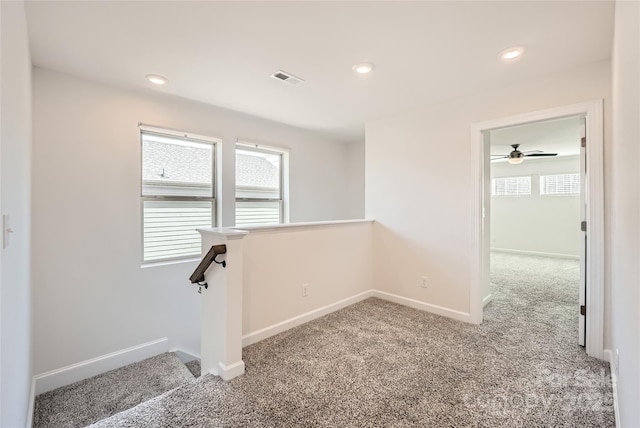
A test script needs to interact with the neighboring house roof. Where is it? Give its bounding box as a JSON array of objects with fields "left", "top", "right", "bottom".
[
  {"left": 143, "top": 141, "right": 278, "bottom": 190},
  {"left": 236, "top": 153, "right": 278, "bottom": 189},
  {"left": 142, "top": 141, "right": 212, "bottom": 185}
]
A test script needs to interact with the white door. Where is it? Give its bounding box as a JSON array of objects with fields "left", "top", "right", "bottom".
[{"left": 578, "top": 119, "right": 587, "bottom": 347}]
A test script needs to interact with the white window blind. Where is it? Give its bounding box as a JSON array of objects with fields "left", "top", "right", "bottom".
[
  {"left": 143, "top": 200, "right": 213, "bottom": 261},
  {"left": 235, "top": 201, "right": 281, "bottom": 225},
  {"left": 235, "top": 145, "right": 284, "bottom": 225},
  {"left": 492, "top": 176, "right": 531, "bottom": 196},
  {"left": 540, "top": 173, "right": 580, "bottom": 195},
  {"left": 141, "top": 130, "right": 216, "bottom": 262}
]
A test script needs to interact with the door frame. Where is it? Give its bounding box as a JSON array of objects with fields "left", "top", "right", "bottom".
[{"left": 469, "top": 100, "right": 604, "bottom": 360}]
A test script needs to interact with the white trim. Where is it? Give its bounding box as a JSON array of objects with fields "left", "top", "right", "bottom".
[
  {"left": 469, "top": 117, "right": 484, "bottom": 325},
  {"left": 139, "top": 124, "right": 222, "bottom": 144},
  {"left": 141, "top": 257, "right": 200, "bottom": 269},
  {"left": 603, "top": 349, "right": 621, "bottom": 428},
  {"left": 237, "top": 219, "right": 374, "bottom": 234},
  {"left": 584, "top": 100, "right": 605, "bottom": 359},
  {"left": 242, "top": 289, "right": 472, "bottom": 347},
  {"left": 210, "top": 360, "right": 246, "bottom": 381},
  {"left": 612, "top": 370, "right": 620, "bottom": 428},
  {"left": 242, "top": 290, "right": 374, "bottom": 346},
  {"left": 236, "top": 139, "right": 290, "bottom": 154},
  {"left": 197, "top": 227, "right": 249, "bottom": 240},
  {"left": 482, "top": 294, "right": 493, "bottom": 307},
  {"left": 32, "top": 338, "right": 169, "bottom": 394},
  {"left": 26, "top": 377, "right": 36, "bottom": 428},
  {"left": 372, "top": 291, "right": 471, "bottom": 322},
  {"left": 491, "top": 248, "right": 580, "bottom": 260},
  {"left": 470, "top": 100, "right": 605, "bottom": 359}
]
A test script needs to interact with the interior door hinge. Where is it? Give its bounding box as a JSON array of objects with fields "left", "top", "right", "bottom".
[
  {"left": 581, "top": 137, "right": 586, "bottom": 148},
  {"left": 581, "top": 221, "right": 587, "bottom": 232},
  {"left": 580, "top": 305, "right": 586, "bottom": 316}
]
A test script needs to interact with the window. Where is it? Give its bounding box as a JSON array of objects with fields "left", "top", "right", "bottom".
[
  {"left": 491, "top": 176, "right": 531, "bottom": 196},
  {"left": 235, "top": 144, "right": 285, "bottom": 225},
  {"left": 540, "top": 173, "right": 580, "bottom": 195},
  {"left": 141, "top": 129, "right": 217, "bottom": 262}
]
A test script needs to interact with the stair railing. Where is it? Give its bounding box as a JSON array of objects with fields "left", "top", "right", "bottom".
[{"left": 189, "top": 244, "right": 227, "bottom": 293}]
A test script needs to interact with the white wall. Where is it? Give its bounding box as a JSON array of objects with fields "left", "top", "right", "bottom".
[
  {"left": 491, "top": 156, "right": 581, "bottom": 257},
  {"left": 31, "top": 68, "right": 358, "bottom": 375},
  {"left": 0, "top": 1, "right": 33, "bottom": 426},
  {"left": 366, "top": 61, "right": 610, "bottom": 319},
  {"left": 344, "top": 140, "right": 366, "bottom": 219},
  {"left": 241, "top": 221, "right": 372, "bottom": 339},
  {"left": 610, "top": 0, "right": 640, "bottom": 425}
]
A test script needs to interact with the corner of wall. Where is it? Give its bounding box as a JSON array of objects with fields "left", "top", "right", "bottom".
[{"left": 1, "top": 0, "right": 34, "bottom": 426}]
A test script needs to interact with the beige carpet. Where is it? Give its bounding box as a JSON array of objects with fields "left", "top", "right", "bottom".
[{"left": 83, "top": 253, "right": 614, "bottom": 427}]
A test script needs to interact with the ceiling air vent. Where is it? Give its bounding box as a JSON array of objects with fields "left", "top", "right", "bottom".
[{"left": 270, "top": 70, "right": 304, "bottom": 85}]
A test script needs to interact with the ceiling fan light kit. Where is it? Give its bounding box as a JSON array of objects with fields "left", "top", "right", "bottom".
[{"left": 492, "top": 143, "right": 558, "bottom": 164}]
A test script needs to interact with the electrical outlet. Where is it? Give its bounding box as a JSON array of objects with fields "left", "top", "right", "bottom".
[
  {"left": 421, "top": 276, "right": 428, "bottom": 288},
  {"left": 302, "top": 283, "right": 309, "bottom": 297}
]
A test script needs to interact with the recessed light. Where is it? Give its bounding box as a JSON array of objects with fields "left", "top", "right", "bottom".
[
  {"left": 146, "top": 74, "right": 168, "bottom": 85},
  {"left": 353, "top": 62, "right": 374, "bottom": 74},
  {"left": 500, "top": 46, "right": 525, "bottom": 61}
]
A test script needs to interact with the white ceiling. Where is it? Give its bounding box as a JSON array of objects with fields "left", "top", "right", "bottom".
[
  {"left": 24, "top": 1, "right": 614, "bottom": 142},
  {"left": 490, "top": 115, "right": 584, "bottom": 160}
]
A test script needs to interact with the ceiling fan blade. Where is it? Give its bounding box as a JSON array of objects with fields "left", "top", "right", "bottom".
[
  {"left": 522, "top": 150, "right": 543, "bottom": 154},
  {"left": 524, "top": 153, "right": 558, "bottom": 157}
]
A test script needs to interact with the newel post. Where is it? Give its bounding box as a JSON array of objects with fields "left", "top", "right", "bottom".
[{"left": 197, "top": 227, "right": 248, "bottom": 380}]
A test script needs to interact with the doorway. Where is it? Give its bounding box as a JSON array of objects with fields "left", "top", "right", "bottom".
[
  {"left": 469, "top": 100, "right": 604, "bottom": 360},
  {"left": 488, "top": 116, "right": 585, "bottom": 346}
]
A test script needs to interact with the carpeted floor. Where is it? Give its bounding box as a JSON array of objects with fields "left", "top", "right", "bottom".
[
  {"left": 34, "top": 352, "right": 196, "bottom": 428},
  {"left": 87, "top": 252, "right": 614, "bottom": 427}
]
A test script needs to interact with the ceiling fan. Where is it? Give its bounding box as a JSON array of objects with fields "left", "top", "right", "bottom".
[{"left": 491, "top": 144, "right": 558, "bottom": 164}]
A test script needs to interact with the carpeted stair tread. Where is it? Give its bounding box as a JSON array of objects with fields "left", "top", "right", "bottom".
[
  {"left": 86, "top": 375, "right": 241, "bottom": 428},
  {"left": 33, "top": 352, "right": 196, "bottom": 428},
  {"left": 184, "top": 359, "right": 201, "bottom": 378}
]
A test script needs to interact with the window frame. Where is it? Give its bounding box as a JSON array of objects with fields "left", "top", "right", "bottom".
[
  {"left": 235, "top": 142, "right": 288, "bottom": 226},
  {"left": 140, "top": 126, "right": 220, "bottom": 264}
]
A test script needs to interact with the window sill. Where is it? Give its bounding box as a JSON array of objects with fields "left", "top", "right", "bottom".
[{"left": 141, "top": 257, "right": 200, "bottom": 269}]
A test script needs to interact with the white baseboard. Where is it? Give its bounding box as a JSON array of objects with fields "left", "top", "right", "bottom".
[
  {"left": 210, "top": 360, "right": 245, "bottom": 381},
  {"left": 242, "top": 289, "right": 473, "bottom": 347},
  {"left": 33, "top": 338, "right": 169, "bottom": 395},
  {"left": 170, "top": 348, "right": 200, "bottom": 364},
  {"left": 603, "top": 349, "right": 621, "bottom": 428},
  {"left": 26, "top": 377, "right": 36, "bottom": 428},
  {"left": 372, "top": 290, "right": 471, "bottom": 322},
  {"left": 242, "top": 290, "right": 374, "bottom": 347},
  {"left": 482, "top": 293, "right": 493, "bottom": 307},
  {"left": 491, "top": 248, "right": 580, "bottom": 260}
]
